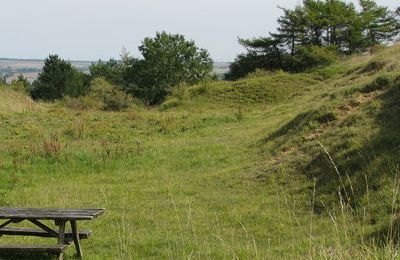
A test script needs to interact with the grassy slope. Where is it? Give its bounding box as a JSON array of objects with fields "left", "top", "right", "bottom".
[{"left": 0, "top": 45, "right": 400, "bottom": 259}]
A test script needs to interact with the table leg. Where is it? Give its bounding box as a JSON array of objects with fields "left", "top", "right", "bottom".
[
  {"left": 57, "top": 220, "right": 66, "bottom": 244},
  {"left": 71, "top": 220, "right": 83, "bottom": 258},
  {"left": 56, "top": 220, "right": 66, "bottom": 260}
]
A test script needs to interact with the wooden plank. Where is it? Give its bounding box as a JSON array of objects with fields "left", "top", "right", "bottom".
[
  {"left": 0, "top": 244, "right": 68, "bottom": 254},
  {"left": 0, "top": 227, "right": 91, "bottom": 239},
  {"left": 0, "top": 208, "right": 105, "bottom": 220}
]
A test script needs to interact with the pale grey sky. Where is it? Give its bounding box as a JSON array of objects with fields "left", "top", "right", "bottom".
[{"left": 0, "top": 0, "right": 398, "bottom": 61}]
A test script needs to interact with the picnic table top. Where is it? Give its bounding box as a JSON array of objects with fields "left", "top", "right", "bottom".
[{"left": 0, "top": 208, "right": 105, "bottom": 221}]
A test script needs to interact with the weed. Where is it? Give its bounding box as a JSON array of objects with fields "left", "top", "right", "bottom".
[
  {"left": 234, "top": 107, "right": 244, "bottom": 121},
  {"left": 42, "top": 133, "right": 62, "bottom": 157}
]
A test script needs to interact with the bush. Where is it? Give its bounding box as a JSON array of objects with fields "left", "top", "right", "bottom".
[
  {"left": 63, "top": 78, "right": 133, "bottom": 111},
  {"left": 10, "top": 74, "right": 30, "bottom": 93},
  {"left": 224, "top": 52, "right": 276, "bottom": 80},
  {"left": 291, "top": 46, "right": 338, "bottom": 71},
  {"left": 103, "top": 90, "right": 132, "bottom": 111},
  {"left": 88, "top": 78, "right": 132, "bottom": 111}
]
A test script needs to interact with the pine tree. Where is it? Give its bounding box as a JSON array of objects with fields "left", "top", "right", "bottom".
[{"left": 359, "top": 0, "right": 400, "bottom": 46}]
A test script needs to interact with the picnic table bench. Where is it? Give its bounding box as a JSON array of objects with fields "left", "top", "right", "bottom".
[{"left": 0, "top": 208, "right": 105, "bottom": 259}]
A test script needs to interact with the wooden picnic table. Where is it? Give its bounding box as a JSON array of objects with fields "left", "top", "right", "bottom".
[{"left": 0, "top": 208, "right": 105, "bottom": 259}]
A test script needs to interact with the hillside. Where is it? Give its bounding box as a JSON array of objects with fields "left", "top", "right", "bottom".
[{"left": 0, "top": 45, "right": 399, "bottom": 259}]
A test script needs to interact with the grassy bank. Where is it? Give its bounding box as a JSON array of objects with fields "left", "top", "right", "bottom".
[{"left": 0, "top": 45, "right": 400, "bottom": 259}]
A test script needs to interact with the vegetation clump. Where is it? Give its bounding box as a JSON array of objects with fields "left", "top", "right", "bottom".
[
  {"left": 64, "top": 77, "right": 133, "bottom": 111},
  {"left": 30, "top": 55, "right": 91, "bottom": 100},
  {"left": 90, "top": 32, "right": 213, "bottom": 105},
  {"left": 225, "top": 0, "right": 400, "bottom": 79},
  {"left": 361, "top": 75, "right": 392, "bottom": 93}
]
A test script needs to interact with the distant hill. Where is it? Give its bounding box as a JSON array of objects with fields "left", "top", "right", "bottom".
[{"left": 0, "top": 58, "right": 92, "bottom": 83}]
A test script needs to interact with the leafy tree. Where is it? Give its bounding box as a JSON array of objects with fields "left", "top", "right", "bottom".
[
  {"left": 30, "top": 55, "right": 90, "bottom": 100},
  {"left": 127, "top": 32, "right": 213, "bottom": 104},
  {"left": 89, "top": 58, "right": 124, "bottom": 86}
]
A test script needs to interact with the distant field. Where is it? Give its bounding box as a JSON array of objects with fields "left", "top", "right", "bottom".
[
  {"left": 0, "top": 59, "right": 92, "bottom": 83},
  {"left": 0, "top": 59, "right": 230, "bottom": 82}
]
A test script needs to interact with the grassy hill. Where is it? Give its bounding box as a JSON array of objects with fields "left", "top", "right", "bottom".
[{"left": 0, "top": 45, "right": 399, "bottom": 259}]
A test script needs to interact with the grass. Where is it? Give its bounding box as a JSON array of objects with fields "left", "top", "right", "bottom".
[{"left": 1, "top": 44, "right": 400, "bottom": 259}]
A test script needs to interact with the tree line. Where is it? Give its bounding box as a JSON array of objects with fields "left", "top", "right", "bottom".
[
  {"left": 4, "top": 0, "right": 400, "bottom": 106},
  {"left": 225, "top": 0, "right": 400, "bottom": 80},
  {"left": 29, "top": 32, "right": 213, "bottom": 105}
]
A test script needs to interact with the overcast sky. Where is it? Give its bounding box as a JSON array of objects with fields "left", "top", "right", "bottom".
[{"left": 0, "top": 0, "right": 398, "bottom": 61}]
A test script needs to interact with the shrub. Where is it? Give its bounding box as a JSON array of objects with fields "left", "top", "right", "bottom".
[
  {"left": 88, "top": 78, "right": 132, "bottom": 111},
  {"left": 103, "top": 90, "right": 132, "bottom": 111},
  {"left": 62, "top": 78, "right": 133, "bottom": 111},
  {"left": 9, "top": 74, "right": 30, "bottom": 93},
  {"left": 361, "top": 75, "right": 392, "bottom": 93},
  {"left": 291, "top": 46, "right": 338, "bottom": 71}
]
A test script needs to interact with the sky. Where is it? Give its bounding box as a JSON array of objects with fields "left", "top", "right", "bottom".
[{"left": 0, "top": 0, "right": 398, "bottom": 61}]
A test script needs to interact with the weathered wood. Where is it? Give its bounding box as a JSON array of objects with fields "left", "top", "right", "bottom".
[
  {"left": 57, "top": 220, "right": 66, "bottom": 245},
  {"left": 0, "top": 244, "right": 68, "bottom": 254},
  {"left": 0, "top": 208, "right": 105, "bottom": 259},
  {"left": 29, "top": 219, "right": 59, "bottom": 237},
  {"left": 0, "top": 227, "right": 91, "bottom": 239},
  {"left": 0, "top": 220, "right": 13, "bottom": 229},
  {"left": 71, "top": 220, "right": 83, "bottom": 258},
  {"left": 0, "top": 208, "right": 105, "bottom": 220}
]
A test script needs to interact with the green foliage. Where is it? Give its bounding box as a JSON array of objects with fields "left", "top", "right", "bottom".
[
  {"left": 360, "top": 75, "right": 392, "bottom": 93},
  {"left": 62, "top": 77, "right": 133, "bottom": 111},
  {"left": 30, "top": 55, "right": 90, "bottom": 100},
  {"left": 9, "top": 74, "right": 30, "bottom": 93},
  {"left": 89, "top": 58, "right": 125, "bottom": 86},
  {"left": 359, "top": 0, "right": 400, "bottom": 46},
  {"left": 88, "top": 77, "right": 132, "bottom": 111},
  {"left": 291, "top": 45, "right": 338, "bottom": 70},
  {"left": 226, "top": 0, "right": 400, "bottom": 79},
  {"left": 126, "top": 32, "right": 213, "bottom": 104},
  {"left": 225, "top": 52, "right": 280, "bottom": 80}
]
